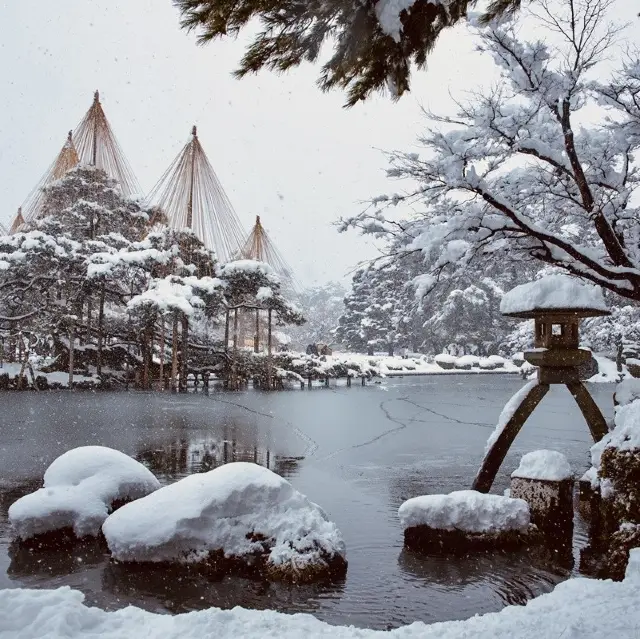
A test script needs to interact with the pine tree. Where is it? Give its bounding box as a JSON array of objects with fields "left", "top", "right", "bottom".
[{"left": 174, "top": 0, "right": 517, "bottom": 106}]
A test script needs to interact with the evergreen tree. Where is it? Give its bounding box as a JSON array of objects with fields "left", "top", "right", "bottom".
[
  {"left": 288, "top": 281, "right": 347, "bottom": 348},
  {"left": 175, "top": 0, "right": 517, "bottom": 106}
]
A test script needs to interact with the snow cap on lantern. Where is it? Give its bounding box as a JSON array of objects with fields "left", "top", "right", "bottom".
[{"left": 500, "top": 274, "right": 609, "bottom": 350}]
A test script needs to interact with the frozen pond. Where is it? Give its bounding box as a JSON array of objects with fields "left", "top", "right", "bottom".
[{"left": 0, "top": 376, "right": 614, "bottom": 630}]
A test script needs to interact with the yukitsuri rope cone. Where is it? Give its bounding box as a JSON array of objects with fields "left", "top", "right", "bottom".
[
  {"left": 146, "top": 126, "right": 247, "bottom": 264},
  {"left": 10, "top": 91, "right": 141, "bottom": 232},
  {"left": 241, "top": 215, "right": 297, "bottom": 292}
]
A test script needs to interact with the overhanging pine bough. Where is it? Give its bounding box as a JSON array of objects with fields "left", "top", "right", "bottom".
[{"left": 173, "top": 0, "right": 518, "bottom": 106}]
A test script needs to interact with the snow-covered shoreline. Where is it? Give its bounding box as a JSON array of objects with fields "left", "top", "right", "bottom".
[{"left": 3, "top": 548, "right": 640, "bottom": 638}]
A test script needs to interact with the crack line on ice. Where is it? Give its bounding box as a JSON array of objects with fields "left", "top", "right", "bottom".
[
  {"left": 206, "top": 396, "right": 319, "bottom": 457},
  {"left": 315, "top": 397, "right": 423, "bottom": 461},
  {"left": 399, "top": 398, "right": 494, "bottom": 427}
]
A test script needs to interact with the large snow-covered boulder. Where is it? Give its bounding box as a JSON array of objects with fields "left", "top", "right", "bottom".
[
  {"left": 9, "top": 446, "right": 160, "bottom": 542},
  {"left": 399, "top": 490, "right": 533, "bottom": 554},
  {"left": 102, "top": 462, "right": 347, "bottom": 582}
]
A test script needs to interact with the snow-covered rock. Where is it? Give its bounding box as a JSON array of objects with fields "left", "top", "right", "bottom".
[
  {"left": 398, "top": 490, "right": 530, "bottom": 534},
  {"left": 500, "top": 274, "right": 608, "bottom": 315},
  {"left": 512, "top": 450, "right": 572, "bottom": 482},
  {"left": 9, "top": 446, "right": 160, "bottom": 541},
  {"left": 102, "top": 462, "right": 346, "bottom": 581}
]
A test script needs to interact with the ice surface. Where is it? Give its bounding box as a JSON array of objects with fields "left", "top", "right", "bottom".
[
  {"left": 500, "top": 274, "right": 608, "bottom": 315},
  {"left": 512, "top": 450, "right": 572, "bottom": 481},
  {"left": 9, "top": 446, "right": 160, "bottom": 540},
  {"left": 398, "top": 490, "right": 530, "bottom": 533},
  {"left": 102, "top": 462, "right": 345, "bottom": 570}
]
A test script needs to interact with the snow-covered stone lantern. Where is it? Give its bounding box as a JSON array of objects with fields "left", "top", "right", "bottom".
[
  {"left": 502, "top": 274, "right": 610, "bottom": 384},
  {"left": 473, "top": 274, "right": 610, "bottom": 494}
]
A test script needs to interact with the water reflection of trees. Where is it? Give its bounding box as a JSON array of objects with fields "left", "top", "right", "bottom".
[
  {"left": 102, "top": 560, "right": 345, "bottom": 616},
  {"left": 136, "top": 423, "right": 303, "bottom": 482},
  {"left": 7, "top": 538, "right": 107, "bottom": 579}
]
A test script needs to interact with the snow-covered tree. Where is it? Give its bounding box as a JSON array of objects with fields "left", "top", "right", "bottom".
[
  {"left": 175, "top": 0, "right": 531, "bottom": 105},
  {"left": 343, "top": 0, "right": 640, "bottom": 302},
  {"left": 287, "top": 281, "right": 347, "bottom": 348}
]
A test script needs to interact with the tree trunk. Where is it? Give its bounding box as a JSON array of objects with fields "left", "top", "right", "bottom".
[
  {"left": 180, "top": 315, "right": 189, "bottom": 393},
  {"left": 96, "top": 283, "right": 105, "bottom": 377},
  {"left": 159, "top": 318, "right": 165, "bottom": 389},
  {"left": 87, "top": 295, "right": 92, "bottom": 346},
  {"left": 171, "top": 314, "right": 179, "bottom": 392},
  {"left": 224, "top": 308, "right": 230, "bottom": 353},
  {"left": 233, "top": 309, "right": 239, "bottom": 350},
  {"left": 254, "top": 309, "right": 260, "bottom": 353},
  {"left": 142, "top": 324, "right": 151, "bottom": 390},
  {"left": 68, "top": 322, "right": 75, "bottom": 390}
]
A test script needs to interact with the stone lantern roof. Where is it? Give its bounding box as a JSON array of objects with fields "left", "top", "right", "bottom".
[{"left": 500, "top": 274, "right": 610, "bottom": 320}]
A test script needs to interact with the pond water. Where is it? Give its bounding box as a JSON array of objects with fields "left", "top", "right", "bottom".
[{"left": 0, "top": 376, "right": 614, "bottom": 630}]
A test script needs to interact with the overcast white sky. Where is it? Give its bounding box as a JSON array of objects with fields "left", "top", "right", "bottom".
[{"left": 0, "top": 1, "right": 635, "bottom": 286}]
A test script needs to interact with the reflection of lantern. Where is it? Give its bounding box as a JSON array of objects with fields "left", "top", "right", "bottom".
[
  {"left": 506, "top": 307, "right": 609, "bottom": 385},
  {"left": 472, "top": 277, "right": 610, "bottom": 493}
]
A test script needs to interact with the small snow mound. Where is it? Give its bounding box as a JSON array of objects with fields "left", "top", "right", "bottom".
[
  {"left": 398, "top": 490, "right": 530, "bottom": 533},
  {"left": 512, "top": 450, "right": 572, "bottom": 481},
  {"left": 454, "top": 355, "right": 479, "bottom": 368},
  {"left": 9, "top": 446, "right": 160, "bottom": 540},
  {"left": 500, "top": 274, "right": 608, "bottom": 315},
  {"left": 102, "top": 462, "right": 345, "bottom": 577},
  {"left": 615, "top": 378, "right": 640, "bottom": 406}
]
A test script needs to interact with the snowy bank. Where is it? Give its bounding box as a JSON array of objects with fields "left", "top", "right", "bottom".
[
  {"left": 7, "top": 549, "right": 640, "bottom": 638},
  {"left": 399, "top": 491, "right": 532, "bottom": 554},
  {"left": 500, "top": 274, "right": 608, "bottom": 315},
  {"left": 102, "top": 462, "right": 346, "bottom": 582},
  {"left": 9, "top": 446, "right": 160, "bottom": 541}
]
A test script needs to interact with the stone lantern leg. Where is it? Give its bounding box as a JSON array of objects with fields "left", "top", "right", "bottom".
[{"left": 473, "top": 275, "right": 610, "bottom": 494}]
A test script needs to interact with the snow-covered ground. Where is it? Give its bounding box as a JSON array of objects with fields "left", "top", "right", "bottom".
[
  {"left": 103, "top": 462, "right": 345, "bottom": 578},
  {"left": 4, "top": 548, "right": 640, "bottom": 638},
  {"left": 9, "top": 446, "right": 160, "bottom": 540},
  {"left": 0, "top": 362, "right": 98, "bottom": 388},
  {"left": 398, "top": 490, "right": 530, "bottom": 534},
  {"left": 329, "top": 353, "right": 522, "bottom": 377}
]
